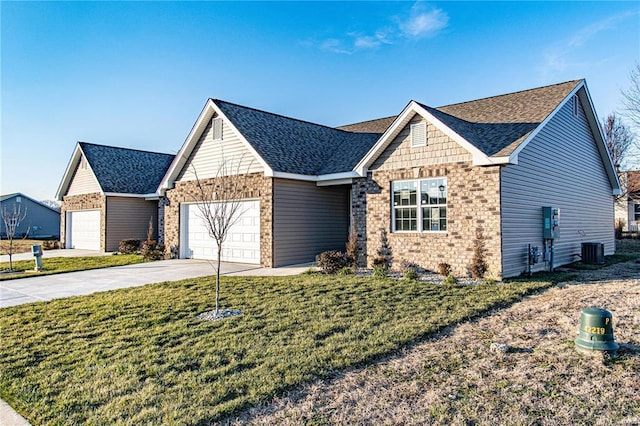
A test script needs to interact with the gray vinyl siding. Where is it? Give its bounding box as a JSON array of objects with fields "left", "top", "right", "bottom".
[
  {"left": 178, "top": 115, "right": 263, "bottom": 181},
  {"left": 0, "top": 196, "right": 60, "bottom": 238},
  {"left": 67, "top": 157, "right": 101, "bottom": 195},
  {"left": 501, "top": 95, "right": 615, "bottom": 278},
  {"left": 105, "top": 197, "right": 158, "bottom": 251},
  {"left": 273, "top": 179, "right": 350, "bottom": 267}
]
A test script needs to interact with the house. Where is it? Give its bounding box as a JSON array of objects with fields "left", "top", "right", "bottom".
[
  {"left": 158, "top": 100, "right": 380, "bottom": 266},
  {"left": 0, "top": 193, "right": 60, "bottom": 239},
  {"left": 56, "top": 142, "right": 174, "bottom": 251},
  {"left": 615, "top": 170, "right": 640, "bottom": 233},
  {"left": 158, "top": 79, "right": 619, "bottom": 278}
]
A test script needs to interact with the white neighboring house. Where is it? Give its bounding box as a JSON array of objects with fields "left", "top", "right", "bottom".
[{"left": 615, "top": 170, "right": 640, "bottom": 233}]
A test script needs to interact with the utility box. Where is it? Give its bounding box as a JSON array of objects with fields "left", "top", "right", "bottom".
[
  {"left": 31, "top": 244, "right": 43, "bottom": 271},
  {"left": 581, "top": 242, "right": 605, "bottom": 265},
  {"left": 542, "top": 207, "right": 560, "bottom": 239},
  {"left": 575, "top": 307, "right": 618, "bottom": 353}
]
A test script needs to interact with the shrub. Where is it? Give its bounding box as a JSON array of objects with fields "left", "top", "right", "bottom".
[
  {"left": 42, "top": 240, "right": 60, "bottom": 250},
  {"left": 141, "top": 240, "right": 165, "bottom": 260},
  {"left": 470, "top": 230, "right": 488, "bottom": 280},
  {"left": 316, "top": 250, "right": 347, "bottom": 274},
  {"left": 443, "top": 274, "right": 458, "bottom": 286},
  {"left": 615, "top": 219, "right": 625, "bottom": 240},
  {"left": 404, "top": 267, "right": 419, "bottom": 281},
  {"left": 374, "top": 228, "right": 393, "bottom": 270},
  {"left": 345, "top": 225, "right": 358, "bottom": 268},
  {"left": 437, "top": 262, "right": 452, "bottom": 277},
  {"left": 118, "top": 239, "right": 141, "bottom": 254},
  {"left": 338, "top": 266, "right": 353, "bottom": 276},
  {"left": 398, "top": 259, "right": 421, "bottom": 274},
  {"left": 372, "top": 265, "right": 388, "bottom": 278}
]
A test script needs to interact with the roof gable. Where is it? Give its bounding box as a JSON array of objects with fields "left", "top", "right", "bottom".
[
  {"left": 160, "top": 99, "right": 381, "bottom": 191},
  {"left": 57, "top": 142, "right": 174, "bottom": 199},
  {"left": 353, "top": 79, "right": 620, "bottom": 194},
  {"left": 0, "top": 193, "right": 60, "bottom": 213}
]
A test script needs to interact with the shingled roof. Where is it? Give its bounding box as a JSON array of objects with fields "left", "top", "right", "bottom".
[
  {"left": 215, "top": 100, "right": 381, "bottom": 175},
  {"left": 343, "top": 80, "right": 583, "bottom": 159},
  {"left": 79, "top": 142, "right": 174, "bottom": 194}
]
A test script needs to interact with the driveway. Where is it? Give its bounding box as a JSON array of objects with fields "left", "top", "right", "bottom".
[{"left": 0, "top": 259, "right": 310, "bottom": 308}]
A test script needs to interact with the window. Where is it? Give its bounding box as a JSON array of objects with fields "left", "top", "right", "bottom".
[
  {"left": 410, "top": 122, "right": 427, "bottom": 147},
  {"left": 635, "top": 204, "right": 640, "bottom": 221},
  {"left": 212, "top": 117, "right": 223, "bottom": 140},
  {"left": 392, "top": 178, "right": 447, "bottom": 232}
]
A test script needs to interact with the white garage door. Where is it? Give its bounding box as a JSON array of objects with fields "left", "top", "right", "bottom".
[
  {"left": 182, "top": 200, "right": 260, "bottom": 264},
  {"left": 67, "top": 210, "right": 100, "bottom": 250}
]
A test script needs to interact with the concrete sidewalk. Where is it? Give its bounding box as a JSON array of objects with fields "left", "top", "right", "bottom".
[
  {"left": 1, "top": 248, "right": 112, "bottom": 263},
  {"left": 0, "top": 258, "right": 310, "bottom": 308}
]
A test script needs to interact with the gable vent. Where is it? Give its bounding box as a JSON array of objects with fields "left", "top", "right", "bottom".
[
  {"left": 212, "top": 117, "right": 223, "bottom": 140},
  {"left": 410, "top": 122, "right": 427, "bottom": 147}
]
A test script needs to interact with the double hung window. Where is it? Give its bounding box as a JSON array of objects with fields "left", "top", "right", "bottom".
[{"left": 392, "top": 178, "right": 447, "bottom": 232}]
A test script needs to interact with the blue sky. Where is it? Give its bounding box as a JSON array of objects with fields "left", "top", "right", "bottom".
[{"left": 2, "top": 1, "right": 639, "bottom": 201}]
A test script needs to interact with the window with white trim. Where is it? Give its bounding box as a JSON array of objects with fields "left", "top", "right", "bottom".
[
  {"left": 392, "top": 177, "right": 447, "bottom": 232},
  {"left": 634, "top": 203, "right": 640, "bottom": 221},
  {"left": 410, "top": 122, "right": 427, "bottom": 147},
  {"left": 212, "top": 117, "right": 223, "bottom": 140}
]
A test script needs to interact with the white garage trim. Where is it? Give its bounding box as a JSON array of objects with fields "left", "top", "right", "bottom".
[
  {"left": 180, "top": 199, "right": 260, "bottom": 264},
  {"left": 66, "top": 210, "right": 101, "bottom": 250}
]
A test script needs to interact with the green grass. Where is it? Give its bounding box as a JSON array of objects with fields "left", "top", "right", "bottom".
[
  {"left": 0, "top": 255, "right": 147, "bottom": 280},
  {"left": 0, "top": 274, "right": 559, "bottom": 425}
]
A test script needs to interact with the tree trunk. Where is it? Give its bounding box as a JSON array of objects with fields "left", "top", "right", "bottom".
[{"left": 216, "top": 241, "right": 222, "bottom": 315}]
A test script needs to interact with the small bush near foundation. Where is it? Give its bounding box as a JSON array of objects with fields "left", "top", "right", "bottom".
[
  {"left": 375, "top": 228, "right": 393, "bottom": 270},
  {"left": 437, "top": 262, "right": 452, "bottom": 277},
  {"left": 141, "top": 240, "right": 164, "bottom": 260},
  {"left": 443, "top": 274, "right": 458, "bottom": 286},
  {"left": 316, "top": 251, "right": 347, "bottom": 274},
  {"left": 615, "top": 219, "right": 625, "bottom": 240},
  {"left": 42, "top": 240, "right": 60, "bottom": 250},
  {"left": 118, "top": 239, "right": 141, "bottom": 254},
  {"left": 470, "top": 231, "right": 488, "bottom": 280},
  {"left": 398, "top": 259, "right": 421, "bottom": 274},
  {"left": 338, "top": 266, "right": 353, "bottom": 276},
  {"left": 404, "top": 267, "right": 418, "bottom": 281},
  {"left": 372, "top": 265, "right": 388, "bottom": 279},
  {"left": 345, "top": 226, "right": 358, "bottom": 268}
]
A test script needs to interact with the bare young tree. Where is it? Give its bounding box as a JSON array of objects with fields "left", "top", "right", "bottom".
[
  {"left": 603, "top": 112, "right": 636, "bottom": 173},
  {"left": 1, "top": 204, "right": 28, "bottom": 271},
  {"left": 622, "top": 63, "right": 640, "bottom": 129},
  {"left": 190, "top": 155, "right": 252, "bottom": 318}
]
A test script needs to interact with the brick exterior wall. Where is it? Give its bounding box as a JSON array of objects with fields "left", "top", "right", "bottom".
[
  {"left": 352, "top": 164, "right": 502, "bottom": 278},
  {"left": 163, "top": 173, "right": 274, "bottom": 266},
  {"left": 60, "top": 192, "right": 106, "bottom": 251},
  {"left": 353, "top": 113, "right": 503, "bottom": 278}
]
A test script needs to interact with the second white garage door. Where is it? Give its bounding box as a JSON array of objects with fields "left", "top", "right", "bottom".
[
  {"left": 182, "top": 200, "right": 260, "bottom": 264},
  {"left": 67, "top": 210, "right": 101, "bottom": 250}
]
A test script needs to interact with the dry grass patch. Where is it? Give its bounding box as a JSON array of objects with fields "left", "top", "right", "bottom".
[
  {"left": 237, "top": 265, "right": 640, "bottom": 425},
  {"left": 0, "top": 239, "right": 51, "bottom": 255}
]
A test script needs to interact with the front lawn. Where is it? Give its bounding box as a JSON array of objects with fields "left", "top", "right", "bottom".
[
  {"left": 0, "top": 255, "right": 147, "bottom": 280},
  {"left": 0, "top": 273, "right": 567, "bottom": 424}
]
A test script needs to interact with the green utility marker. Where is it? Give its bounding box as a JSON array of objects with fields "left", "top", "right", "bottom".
[{"left": 575, "top": 307, "right": 619, "bottom": 353}]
